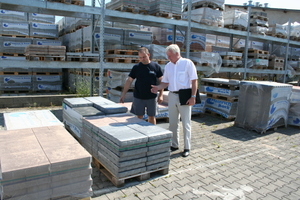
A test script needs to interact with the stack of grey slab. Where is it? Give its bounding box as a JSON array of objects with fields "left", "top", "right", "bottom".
[
  {"left": 149, "top": 0, "right": 182, "bottom": 15},
  {"left": 288, "top": 86, "right": 300, "bottom": 127},
  {"left": 0, "top": 126, "right": 92, "bottom": 200},
  {"left": 0, "top": 36, "right": 32, "bottom": 54},
  {"left": 200, "top": 78, "right": 240, "bottom": 119},
  {"left": 28, "top": 13, "right": 55, "bottom": 24},
  {"left": 32, "top": 69, "right": 63, "bottom": 92},
  {"left": 123, "top": 29, "right": 152, "bottom": 45},
  {"left": 0, "top": 20, "right": 29, "bottom": 36},
  {"left": 0, "top": 9, "right": 27, "bottom": 22},
  {"left": 82, "top": 26, "right": 124, "bottom": 52},
  {"left": 0, "top": 67, "right": 32, "bottom": 92},
  {"left": 63, "top": 97, "right": 106, "bottom": 140},
  {"left": 29, "top": 22, "right": 58, "bottom": 38},
  {"left": 235, "top": 81, "right": 293, "bottom": 133},
  {"left": 82, "top": 113, "right": 172, "bottom": 179}
]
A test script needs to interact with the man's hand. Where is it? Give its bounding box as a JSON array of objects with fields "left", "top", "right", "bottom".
[
  {"left": 186, "top": 97, "right": 196, "bottom": 106},
  {"left": 151, "top": 85, "right": 159, "bottom": 94},
  {"left": 157, "top": 95, "right": 163, "bottom": 104}
]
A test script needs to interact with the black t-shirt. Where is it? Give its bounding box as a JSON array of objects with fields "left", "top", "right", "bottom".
[{"left": 129, "top": 61, "right": 163, "bottom": 99}]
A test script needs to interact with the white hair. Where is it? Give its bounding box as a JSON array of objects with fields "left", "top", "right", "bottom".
[{"left": 166, "top": 44, "right": 180, "bottom": 55}]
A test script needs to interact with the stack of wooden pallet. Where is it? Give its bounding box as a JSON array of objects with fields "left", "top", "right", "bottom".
[
  {"left": 220, "top": 52, "right": 243, "bottom": 68},
  {"left": 104, "top": 49, "right": 139, "bottom": 64},
  {"left": 200, "top": 78, "right": 240, "bottom": 120},
  {"left": 25, "top": 45, "right": 66, "bottom": 61},
  {"left": 266, "top": 23, "right": 287, "bottom": 39},
  {"left": 235, "top": 47, "right": 269, "bottom": 69}
]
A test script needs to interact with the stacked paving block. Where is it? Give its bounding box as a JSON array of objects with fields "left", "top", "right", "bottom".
[
  {"left": 149, "top": 0, "right": 182, "bottom": 18},
  {"left": 235, "top": 48, "right": 269, "bottom": 70},
  {"left": 63, "top": 96, "right": 127, "bottom": 139},
  {"left": 106, "top": 69, "right": 135, "bottom": 103},
  {"left": 268, "top": 55, "right": 284, "bottom": 70},
  {"left": 182, "top": 0, "right": 224, "bottom": 27},
  {"left": 1, "top": 111, "right": 92, "bottom": 199},
  {"left": 288, "top": 86, "right": 300, "bottom": 127},
  {"left": 266, "top": 23, "right": 287, "bottom": 39},
  {"left": 223, "top": 10, "right": 248, "bottom": 31},
  {"left": 0, "top": 126, "right": 92, "bottom": 200},
  {"left": 82, "top": 113, "right": 171, "bottom": 187},
  {"left": 235, "top": 81, "right": 293, "bottom": 133},
  {"left": 220, "top": 52, "right": 243, "bottom": 68},
  {"left": 63, "top": 96, "right": 171, "bottom": 187},
  {"left": 25, "top": 45, "right": 66, "bottom": 61},
  {"left": 200, "top": 78, "right": 240, "bottom": 119},
  {"left": 106, "top": 0, "right": 150, "bottom": 13},
  {"left": 249, "top": 12, "right": 269, "bottom": 35}
]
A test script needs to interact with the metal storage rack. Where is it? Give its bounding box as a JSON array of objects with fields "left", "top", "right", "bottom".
[{"left": 0, "top": 0, "right": 299, "bottom": 92}]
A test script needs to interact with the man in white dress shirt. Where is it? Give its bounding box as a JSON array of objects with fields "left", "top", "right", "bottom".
[{"left": 151, "top": 44, "right": 198, "bottom": 157}]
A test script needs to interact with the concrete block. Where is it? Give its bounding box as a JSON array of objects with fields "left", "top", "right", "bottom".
[{"left": 63, "top": 97, "right": 93, "bottom": 108}]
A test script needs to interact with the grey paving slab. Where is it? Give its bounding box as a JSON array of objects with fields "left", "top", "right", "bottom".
[{"left": 89, "top": 114, "right": 300, "bottom": 200}]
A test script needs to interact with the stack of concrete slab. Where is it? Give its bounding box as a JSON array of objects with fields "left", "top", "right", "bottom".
[
  {"left": 0, "top": 37, "right": 32, "bottom": 54},
  {"left": 235, "top": 81, "right": 293, "bottom": 133},
  {"left": 63, "top": 96, "right": 128, "bottom": 139},
  {"left": 0, "top": 126, "right": 92, "bottom": 200},
  {"left": 0, "top": 67, "right": 32, "bottom": 92},
  {"left": 106, "top": 69, "right": 135, "bottom": 90},
  {"left": 224, "top": 10, "right": 248, "bottom": 30},
  {"left": 29, "top": 22, "right": 58, "bottom": 38},
  {"left": 28, "top": 13, "right": 55, "bottom": 24},
  {"left": 123, "top": 29, "right": 152, "bottom": 45},
  {"left": 107, "top": 87, "right": 134, "bottom": 103},
  {"left": 149, "top": 0, "right": 182, "bottom": 15},
  {"left": 63, "top": 97, "right": 105, "bottom": 139},
  {"left": 0, "top": 9, "right": 27, "bottom": 21},
  {"left": 200, "top": 78, "right": 240, "bottom": 119},
  {"left": 82, "top": 113, "right": 172, "bottom": 180},
  {"left": 4, "top": 110, "right": 63, "bottom": 130},
  {"left": 0, "top": 20, "right": 29, "bottom": 36},
  {"left": 182, "top": 0, "right": 224, "bottom": 27},
  {"left": 288, "top": 86, "right": 300, "bottom": 127},
  {"left": 82, "top": 26, "right": 124, "bottom": 52}
]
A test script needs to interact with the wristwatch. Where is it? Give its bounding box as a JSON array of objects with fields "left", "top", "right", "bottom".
[{"left": 191, "top": 95, "right": 196, "bottom": 98}]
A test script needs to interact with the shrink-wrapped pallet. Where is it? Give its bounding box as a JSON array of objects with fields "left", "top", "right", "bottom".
[{"left": 235, "top": 81, "right": 292, "bottom": 133}]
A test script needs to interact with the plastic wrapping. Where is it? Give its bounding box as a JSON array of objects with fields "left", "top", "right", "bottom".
[
  {"left": 224, "top": 10, "right": 248, "bottom": 28},
  {"left": 182, "top": 0, "right": 225, "bottom": 11},
  {"left": 182, "top": 7, "right": 223, "bottom": 27},
  {"left": 235, "top": 81, "right": 292, "bottom": 133}
]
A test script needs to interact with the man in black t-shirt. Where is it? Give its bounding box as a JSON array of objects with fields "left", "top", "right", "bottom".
[{"left": 120, "top": 47, "right": 164, "bottom": 125}]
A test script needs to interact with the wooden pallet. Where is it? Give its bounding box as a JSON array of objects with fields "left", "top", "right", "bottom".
[
  {"left": 47, "top": 0, "right": 84, "bottom": 6},
  {"left": 32, "top": 72, "right": 62, "bottom": 75},
  {"left": 265, "top": 32, "right": 287, "bottom": 39},
  {"left": 251, "top": 65, "right": 268, "bottom": 69},
  {"left": 105, "top": 57, "right": 139, "bottom": 63},
  {"left": 150, "top": 11, "right": 181, "bottom": 19},
  {"left": 248, "top": 53, "right": 270, "bottom": 59},
  {"left": 221, "top": 63, "right": 242, "bottom": 68},
  {"left": 106, "top": 49, "right": 138, "bottom": 55},
  {"left": 26, "top": 55, "right": 65, "bottom": 61},
  {"left": 0, "top": 71, "right": 32, "bottom": 75},
  {"left": 0, "top": 90, "right": 31, "bottom": 94},
  {"left": 0, "top": 34, "right": 29, "bottom": 38},
  {"left": 224, "top": 24, "right": 246, "bottom": 31},
  {"left": 206, "top": 93, "right": 239, "bottom": 102},
  {"left": 114, "top": 5, "right": 148, "bottom": 14},
  {"left": 200, "top": 81, "right": 239, "bottom": 90},
  {"left": 235, "top": 48, "right": 269, "bottom": 55},
  {"left": 92, "top": 157, "right": 169, "bottom": 187},
  {"left": 152, "top": 59, "right": 169, "bottom": 65},
  {"left": 221, "top": 55, "right": 242, "bottom": 60},
  {"left": 290, "top": 36, "right": 300, "bottom": 41},
  {"left": 0, "top": 52, "right": 25, "bottom": 57}
]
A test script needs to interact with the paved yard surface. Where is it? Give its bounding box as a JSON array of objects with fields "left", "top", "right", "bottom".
[
  {"left": 91, "top": 114, "right": 300, "bottom": 200},
  {"left": 1, "top": 108, "right": 299, "bottom": 200}
]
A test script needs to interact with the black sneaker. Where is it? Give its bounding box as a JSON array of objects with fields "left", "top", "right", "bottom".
[
  {"left": 170, "top": 147, "right": 179, "bottom": 152},
  {"left": 182, "top": 149, "right": 190, "bottom": 157}
]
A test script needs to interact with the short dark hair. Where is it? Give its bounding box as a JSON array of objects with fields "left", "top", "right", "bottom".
[{"left": 138, "top": 47, "right": 149, "bottom": 54}]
